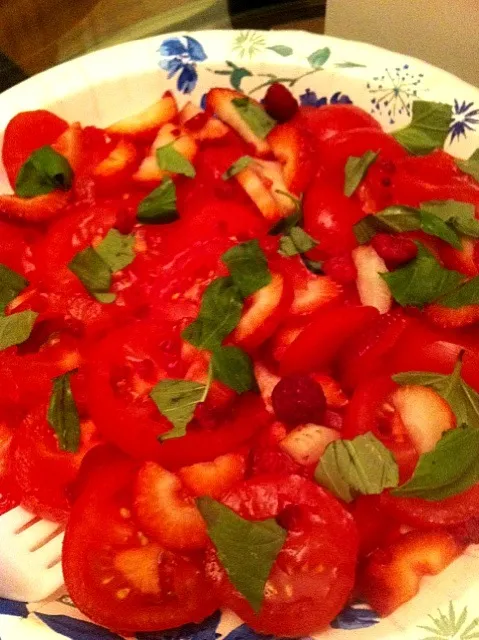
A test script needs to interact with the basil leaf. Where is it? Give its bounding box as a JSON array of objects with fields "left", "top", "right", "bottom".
[
  {"left": 392, "top": 426, "right": 479, "bottom": 500},
  {"left": 279, "top": 226, "right": 317, "bottom": 257},
  {"left": 439, "top": 275, "right": 479, "bottom": 308},
  {"left": 0, "top": 264, "right": 29, "bottom": 314},
  {"left": 182, "top": 277, "right": 243, "bottom": 350},
  {"left": 137, "top": 179, "right": 178, "bottom": 224},
  {"left": 212, "top": 346, "right": 254, "bottom": 394},
  {"left": 392, "top": 101, "right": 453, "bottom": 155},
  {"left": 68, "top": 247, "right": 115, "bottom": 303},
  {"left": 344, "top": 151, "right": 378, "bottom": 197},
  {"left": 302, "top": 257, "right": 324, "bottom": 274},
  {"left": 456, "top": 149, "right": 479, "bottom": 183},
  {"left": 196, "top": 496, "right": 287, "bottom": 613},
  {"left": 381, "top": 243, "right": 463, "bottom": 307},
  {"left": 314, "top": 433, "right": 399, "bottom": 503},
  {"left": 421, "top": 200, "right": 479, "bottom": 238},
  {"left": 151, "top": 377, "right": 210, "bottom": 441},
  {"left": 222, "top": 156, "right": 254, "bottom": 180},
  {"left": 95, "top": 229, "right": 135, "bottom": 273},
  {"left": 156, "top": 142, "right": 196, "bottom": 178},
  {"left": 418, "top": 210, "right": 461, "bottom": 249},
  {"left": 221, "top": 240, "right": 271, "bottom": 297},
  {"left": 15, "top": 146, "right": 73, "bottom": 198},
  {"left": 231, "top": 97, "right": 276, "bottom": 139},
  {"left": 0, "top": 310, "right": 38, "bottom": 350},
  {"left": 353, "top": 207, "right": 421, "bottom": 244},
  {"left": 268, "top": 211, "right": 302, "bottom": 236},
  {"left": 47, "top": 371, "right": 81, "bottom": 452},
  {"left": 393, "top": 354, "right": 479, "bottom": 428}
]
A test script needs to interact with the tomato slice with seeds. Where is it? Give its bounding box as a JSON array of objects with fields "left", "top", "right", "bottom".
[{"left": 63, "top": 446, "right": 218, "bottom": 632}]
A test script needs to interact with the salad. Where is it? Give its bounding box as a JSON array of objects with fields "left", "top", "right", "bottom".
[{"left": 0, "top": 80, "right": 479, "bottom": 637}]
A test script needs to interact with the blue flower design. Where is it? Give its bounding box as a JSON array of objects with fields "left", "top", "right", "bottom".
[
  {"left": 330, "top": 604, "right": 380, "bottom": 630},
  {"left": 158, "top": 36, "right": 207, "bottom": 94},
  {"left": 0, "top": 596, "right": 28, "bottom": 618},
  {"left": 35, "top": 613, "right": 124, "bottom": 639},
  {"left": 299, "top": 89, "right": 352, "bottom": 107},
  {"left": 449, "top": 99, "right": 479, "bottom": 143},
  {"left": 222, "top": 622, "right": 310, "bottom": 640},
  {"left": 137, "top": 610, "right": 221, "bottom": 640}
]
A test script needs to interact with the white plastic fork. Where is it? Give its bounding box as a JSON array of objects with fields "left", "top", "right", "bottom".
[{"left": 0, "top": 506, "right": 65, "bottom": 602}]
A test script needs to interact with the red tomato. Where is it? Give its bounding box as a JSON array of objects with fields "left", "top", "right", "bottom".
[
  {"left": 303, "top": 181, "right": 365, "bottom": 259},
  {"left": 349, "top": 495, "right": 401, "bottom": 557},
  {"left": 280, "top": 305, "right": 379, "bottom": 376},
  {"left": 2, "top": 110, "right": 68, "bottom": 187},
  {"left": 205, "top": 474, "right": 358, "bottom": 635},
  {"left": 11, "top": 403, "right": 97, "bottom": 521},
  {"left": 86, "top": 320, "right": 271, "bottom": 467},
  {"left": 63, "top": 446, "right": 218, "bottom": 632},
  {"left": 296, "top": 104, "right": 381, "bottom": 148}
]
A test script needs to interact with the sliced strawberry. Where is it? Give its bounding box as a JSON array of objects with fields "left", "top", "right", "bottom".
[
  {"left": 425, "top": 303, "right": 479, "bottom": 328},
  {"left": 279, "top": 424, "right": 340, "bottom": 466},
  {"left": 134, "top": 462, "right": 207, "bottom": 550},
  {"left": 311, "top": 373, "right": 348, "bottom": 409},
  {"left": 371, "top": 233, "right": 418, "bottom": 268},
  {"left": 253, "top": 362, "right": 281, "bottom": 413},
  {"left": 361, "top": 530, "right": 463, "bottom": 616},
  {"left": 206, "top": 88, "right": 270, "bottom": 156},
  {"left": 390, "top": 385, "right": 455, "bottom": 454},
  {"left": 113, "top": 544, "right": 162, "bottom": 596},
  {"left": 352, "top": 245, "right": 392, "bottom": 314},
  {"left": 184, "top": 354, "right": 235, "bottom": 411},
  {"left": 233, "top": 272, "right": 292, "bottom": 351},
  {"left": 0, "top": 191, "right": 70, "bottom": 222},
  {"left": 178, "top": 453, "right": 246, "bottom": 499},
  {"left": 322, "top": 253, "right": 358, "bottom": 284},
  {"left": 179, "top": 101, "right": 229, "bottom": 141},
  {"left": 288, "top": 262, "right": 342, "bottom": 316},
  {"left": 92, "top": 139, "right": 138, "bottom": 194},
  {"left": 267, "top": 121, "right": 313, "bottom": 194},
  {"left": 51, "top": 122, "right": 84, "bottom": 172},
  {"left": 106, "top": 91, "right": 178, "bottom": 140},
  {"left": 271, "top": 320, "right": 307, "bottom": 362},
  {"left": 438, "top": 237, "right": 479, "bottom": 277},
  {"left": 235, "top": 160, "right": 295, "bottom": 222}
]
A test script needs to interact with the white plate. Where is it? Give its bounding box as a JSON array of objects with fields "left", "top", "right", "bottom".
[{"left": 0, "top": 28, "right": 479, "bottom": 640}]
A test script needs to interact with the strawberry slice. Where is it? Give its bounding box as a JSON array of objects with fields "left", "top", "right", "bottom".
[
  {"left": 425, "top": 303, "right": 479, "bottom": 328},
  {"left": 106, "top": 91, "right": 178, "bottom": 141},
  {"left": 438, "top": 237, "right": 479, "bottom": 277},
  {"left": 184, "top": 353, "right": 235, "bottom": 411},
  {"left": 206, "top": 88, "right": 271, "bottom": 156},
  {"left": 113, "top": 544, "right": 162, "bottom": 596},
  {"left": 271, "top": 319, "right": 309, "bottom": 362},
  {"left": 254, "top": 362, "right": 281, "bottom": 413},
  {"left": 233, "top": 272, "right": 292, "bottom": 351},
  {"left": 179, "top": 101, "right": 229, "bottom": 141},
  {"left": 311, "top": 373, "right": 348, "bottom": 409},
  {"left": 287, "top": 260, "right": 342, "bottom": 316},
  {"left": 0, "top": 191, "right": 70, "bottom": 222},
  {"left": 178, "top": 453, "right": 246, "bottom": 499},
  {"left": 279, "top": 424, "right": 340, "bottom": 466},
  {"left": 352, "top": 245, "right": 392, "bottom": 314},
  {"left": 390, "top": 385, "right": 455, "bottom": 454},
  {"left": 134, "top": 462, "right": 207, "bottom": 550},
  {"left": 267, "top": 121, "right": 313, "bottom": 194},
  {"left": 361, "top": 530, "right": 463, "bottom": 615},
  {"left": 51, "top": 123, "right": 84, "bottom": 172},
  {"left": 92, "top": 139, "right": 138, "bottom": 194}
]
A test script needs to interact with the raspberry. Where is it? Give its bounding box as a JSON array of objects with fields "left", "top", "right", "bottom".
[
  {"left": 371, "top": 233, "right": 418, "bottom": 268},
  {"left": 271, "top": 375, "right": 326, "bottom": 425},
  {"left": 322, "top": 253, "right": 357, "bottom": 284},
  {"left": 263, "top": 83, "right": 298, "bottom": 123}
]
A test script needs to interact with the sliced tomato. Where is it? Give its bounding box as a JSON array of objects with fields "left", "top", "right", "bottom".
[
  {"left": 63, "top": 446, "right": 218, "bottom": 632},
  {"left": 205, "top": 474, "right": 358, "bottom": 636},
  {"left": 2, "top": 110, "right": 69, "bottom": 188},
  {"left": 11, "top": 402, "right": 97, "bottom": 521}
]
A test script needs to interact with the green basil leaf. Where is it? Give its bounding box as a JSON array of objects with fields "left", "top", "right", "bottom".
[
  {"left": 137, "top": 179, "right": 178, "bottom": 224},
  {"left": 95, "top": 229, "right": 135, "bottom": 273},
  {"left": 0, "top": 264, "right": 29, "bottom": 314},
  {"left": 47, "top": 371, "right": 81, "bottom": 452},
  {"left": 15, "top": 146, "right": 73, "bottom": 198},
  {"left": 221, "top": 240, "right": 271, "bottom": 297},
  {"left": 381, "top": 243, "right": 463, "bottom": 307},
  {"left": 393, "top": 354, "right": 479, "bottom": 428},
  {"left": 392, "top": 100, "right": 453, "bottom": 155},
  {"left": 456, "top": 149, "right": 479, "bottom": 183},
  {"left": 344, "top": 151, "right": 378, "bottom": 197},
  {"left": 231, "top": 97, "right": 276, "bottom": 139},
  {"left": 302, "top": 257, "right": 324, "bottom": 274},
  {"left": 156, "top": 142, "right": 196, "bottom": 178},
  {"left": 151, "top": 377, "right": 210, "bottom": 441},
  {"left": 279, "top": 226, "right": 317, "bottom": 257},
  {"left": 196, "top": 496, "right": 287, "bottom": 613},
  {"left": 392, "top": 426, "right": 479, "bottom": 500},
  {"left": 353, "top": 206, "right": 421, "bottom": 244},
  {"left": 212, "top": 346, "right": 254, "bottom": 394},
  {"left": 418, "top": 210, "right": 461, "bottom": 249},
  {"left": 0, "top": 310, "right": 38, "bottom": 350},
  {"left": 314, "top": 433, "right": 399, "bottom": 503},
  {"left": 182, "top": 277, "right": 243, "bottom": 350},
  {"left": 307, "top": 47, "right": 331, "bottom": 68},
  {"left": 420, "top": 200, "right": 479, "bottom": 238},
  {"left": 222, "top": 156, "right": 254, "bottom": 180},
  {"left": 439, "top": 275, "right": 479, "bottom": 308},
  {"left": 269, "top": 211, "right": 302, "bottom": 236},
  {"left": 68, "top": 247, "right": 114, "bottom": 303}
]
